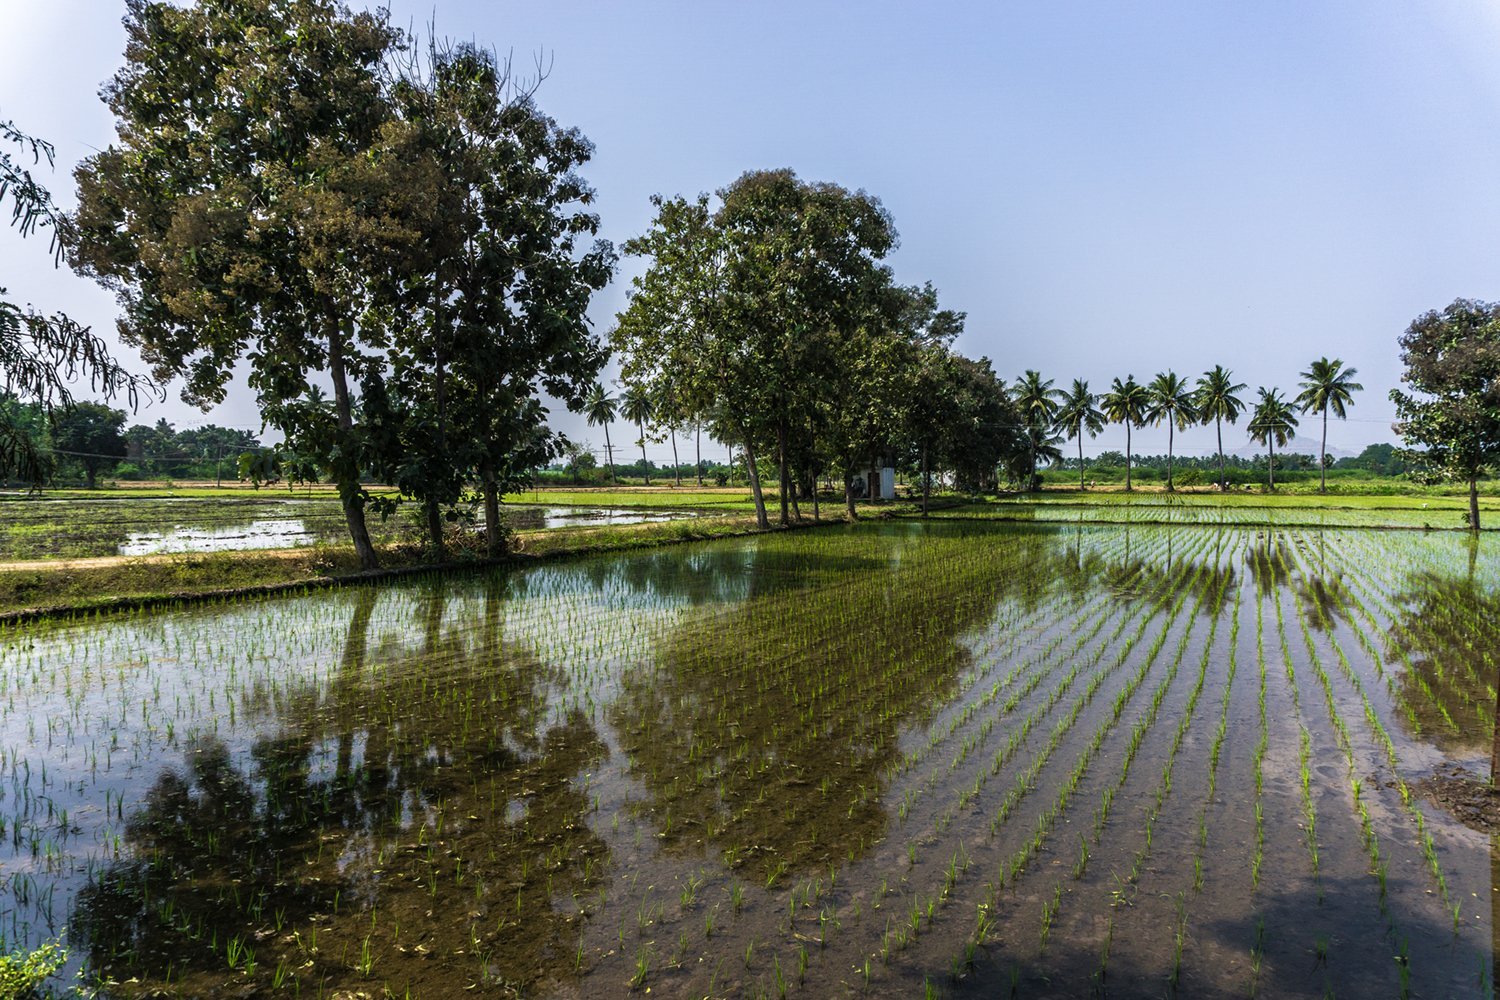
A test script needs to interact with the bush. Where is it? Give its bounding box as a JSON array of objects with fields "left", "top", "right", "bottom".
[{"left": 0, "top": 941, "right": 66, "bottom": 999}]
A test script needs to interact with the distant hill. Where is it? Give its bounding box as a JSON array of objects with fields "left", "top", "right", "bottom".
[{"left": 1227, "top": 434, "right": 1355, "bottom": 460}]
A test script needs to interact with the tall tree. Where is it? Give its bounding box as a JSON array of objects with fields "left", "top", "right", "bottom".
[
  {"left": 1013, "top": 369, "right": 1062, "bottom": 491},
  {"left": 1101, "top": 375, "right": 1150, "bottom": 492},
  {"left": 621, "top": 386, "right": 655, "bottom": 486},
  {"left": 1248, "top": 387, "right": 1299, "bottom": 491},
  {"left": 1295, "top": 357, "right": 1363, "bottom": 494},
  {"left": 613, "top": 195, "right": 768, "bottom": 528},
  {"left": 584, "top": 384, "right": 618, "bottom": 485},
  {"left": 1390, "top": 299, "right": 1500, "bottom": 531},
  {"left": 70, "top": 0, "right": 431, "bottom": 569},
  {"left": 383, "top": 42, "right": 613, "bottom": 556},
  {"left": 2, "top": 114, "right": 152, "bottom": 483},
  {"left": 1146, "top": 370, "right": 1199, "bottom": 492},
  {"left": 1055, "top": 379, "right": 1105, "bottom": 491},
  {"left": 1194, "top": 366, "right": 1247, "bottom": 490},
  {"left": 51, "top": 401, "right": 127, "bottom": 488}
]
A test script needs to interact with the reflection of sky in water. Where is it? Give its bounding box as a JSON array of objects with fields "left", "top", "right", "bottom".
[
  {"left": 119, "top": 517, "right": 316, "bottom": 555},
  {"left": 113, "top": 507, "right": 703, "bottom": 555}
]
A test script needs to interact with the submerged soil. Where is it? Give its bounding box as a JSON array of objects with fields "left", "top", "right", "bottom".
[{"left": 1418, "top": 763, "right": 1500, "bottom": 834}]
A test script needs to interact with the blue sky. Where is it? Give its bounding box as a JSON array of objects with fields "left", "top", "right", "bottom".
[{"left": 4, "top": 1, "right": 1500, "bottom": 460}]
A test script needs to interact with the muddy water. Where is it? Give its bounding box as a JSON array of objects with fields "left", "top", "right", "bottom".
[{"left": 0, "top": 521, "right": 1495, "bottom": 997}]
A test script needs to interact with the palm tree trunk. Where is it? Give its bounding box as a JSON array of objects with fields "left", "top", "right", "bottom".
[
  {"left": 604, "top": 424, "right": 615, "bottom": 484},
  {"left": 1078, "top": 434, "right": 1085, "bottom": 491},
  {"left": 1125, "top": 422, "right": 1133, "bottom": 492},
  {"left": 1216, "top": 416, "right": 1225, "bottom": 489},
  {"left": 638, "top": 421, "right": 650, "bottom": 485},
  {"left": 670, "top": 426, "right": 680, "bottom": 487},
  {"left": 1167, "top": 422, "right": 1175, "bottom": 492},
  {"left": 1268, "top": 438, "right": 1276, "bottom": 491},
  {"left": 1319, "top": 408, "right": 1328, "bottom": 493}
]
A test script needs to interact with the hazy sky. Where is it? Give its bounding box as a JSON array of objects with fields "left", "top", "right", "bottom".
[{"left": 4, "top": 1, "right": 1500, "bottom": 461}]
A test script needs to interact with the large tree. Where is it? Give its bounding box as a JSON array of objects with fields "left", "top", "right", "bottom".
[
  {"left": 1295, "top": 357, "right": 1362, "bottom": 494},
  {"left": 1146, "top": 370, "right": 1198, "bottom": 492},
  {"left": 1390, "top": 299, "right": 1500, "bottom": 531},
  {"left": 70, "top": 0, "right": 424, "bottom": 568},
  {"left": 382, "top": 43, "right": 613, "bottom": 556},
  {"left": 1101, "top": 375, "right": 1150, "bottom": 491},
  {"left": 1248, "top": 387, "right": 1298, "bottom": 491},
  {"left": 1194, "top": 365, "right": 1247, "bottom": 490},
  {"left": 52, "top": 401, "right": 127, "bottom": 488},
  {"left": 615, "top": 173, "right": 896, "bottom": 528}
]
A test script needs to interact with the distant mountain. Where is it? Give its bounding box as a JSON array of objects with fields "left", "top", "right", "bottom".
[{"left": 1227, "top": 434, "right": 1356, "bottom": 460}]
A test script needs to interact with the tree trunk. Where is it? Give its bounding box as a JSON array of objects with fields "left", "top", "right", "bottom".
[
  {"left": 776, "top": 424, "right": 790, "bottom": 526},
  {"left": 1166, "top": 422, "right": 1175, "bottom": 491},
  {"left": 1216, "top": 416, "right": 1225, "bottom": 489},
  {"left": 1320, "top": 408, "right": 1329, "bottom": 494},
  {"left": 425, "top": 496, "right": 445, "bottom": 560},
  {"left": 603, "top": 424, "right": 615, "bottom": 484},
  {"left": 325, "top": 318, "right": 378, "bottom": 570},
  {"left": 670, "top": 426, "right": 680, "bottom": 486},
  {"left": 845, "top": 474, "right": 858, "bottom": 521},
  {"left": 85, "top": 464, "right": 97, "bottom": 489},
  {"left": 483, "top": 469, "right": 504, "bottom": 557},
  {"left": 811, "top": 472, "right": 820, "bottom": 520},
  {"left": 1124, "top": 422, "right": 1133, "bottom": 492},
  {"left": 638, "top": 421, "right": 650, "bottom": 485},
  {"left": 740, "top": 430, "right": 769, "bottom": 529},
  {"left": 1268, "top": 439, "right": 1276, "bottom": 491},
  {"left": 695, "top": 425, "right": 703, "bottom": 486},
  {"left": 921, "top": 442, "right": 930, "bottom": 517},
  {"left": 1078, "top": 435, "right": 1085, "bottom": 491},
  {"left": 1471, "top": 474, "right": 1482, "bottom": 532}
]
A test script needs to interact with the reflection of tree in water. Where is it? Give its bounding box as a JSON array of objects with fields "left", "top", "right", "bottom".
[
  {"left": 610, "top": 522, "right": 1231, "bottom": 885},
  {"left": 1246, "top": 532, "right": 1293, "bottom": 596},
  {"left": 1390, "top": 555, "right": 1500, "bottom": 754},
  {"left": 75, "top": 578, "right": 610, "bottom": 997}
]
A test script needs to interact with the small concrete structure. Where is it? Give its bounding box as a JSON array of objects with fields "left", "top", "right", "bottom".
[{"left": 865, "top": 466, "right": 896, "bottom": 500}]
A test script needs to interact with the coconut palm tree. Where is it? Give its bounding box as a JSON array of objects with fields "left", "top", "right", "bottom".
[
  {"left": 1013, "top": 369, "right": 1062, "bottom": 490},
  {"left": 1054, "top": 379, "right": 1105, "bottom": 490},
  {"left": 1146, "top": 371, "right": 1199, "bottom": 492},
  {"left": 1294, "top": 357, "right": 1363, "bottom": 493},
  {"left": 1101, "top": 375, "right": 1150, "bottom": 491},
  {"left": 621, "top": 386, "right": 655, "bottom": 486},
  {"left": 1194, "top": 366, "right": 1247, "bottom": 490},
  {"left": 583, "top": 384, "right": 618, "bottom": 484},
  {"left": 1248, "top": 387, "right": 1299, "bottom": 491}
]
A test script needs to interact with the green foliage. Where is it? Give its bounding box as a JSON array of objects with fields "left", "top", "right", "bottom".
[
  {"left": 0, "top": 940, "right": 66, "bottom": 999},
  {"left": 1390, "top": 298, "right": 1500, "bottom": 528},
  {"left": 50, "top": 402, "right": 126, "bottom": 489}
]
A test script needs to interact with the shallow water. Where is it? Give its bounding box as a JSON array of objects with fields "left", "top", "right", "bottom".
[
  {"left": 0, "top": 520, "right": 1496, "bottom": 997},
  {"left": 0, "top": 496, "right": 704, "bottom": 559}
]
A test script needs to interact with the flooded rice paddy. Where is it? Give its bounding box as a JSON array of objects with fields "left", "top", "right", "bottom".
[
  {"left": 1, "top": 520, "right": 1497, "bottom": 997},
  {"left": 0, "top": 496, "right": 703, "bottom": 559}
]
